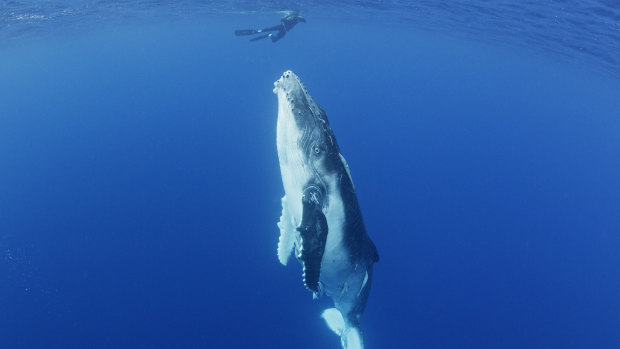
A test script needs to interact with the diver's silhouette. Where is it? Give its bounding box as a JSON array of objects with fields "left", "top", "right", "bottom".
[{"left": 235, "top": 11, "right": 306, "bottom": 43}]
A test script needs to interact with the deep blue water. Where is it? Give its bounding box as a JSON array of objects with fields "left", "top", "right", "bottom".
[{"left": 1, "top": 1, "right": 620, "bottom": 348}]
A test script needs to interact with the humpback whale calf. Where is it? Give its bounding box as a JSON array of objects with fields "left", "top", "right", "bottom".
[{"left": 273, "top": 71, "right": 379, "bottom": 349}]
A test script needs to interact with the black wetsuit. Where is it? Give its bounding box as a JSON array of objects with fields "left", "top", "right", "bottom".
[{"left": 235, "top": 13, "right": 306, "bottom": 43}]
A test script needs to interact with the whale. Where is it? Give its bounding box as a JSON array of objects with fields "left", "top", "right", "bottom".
[{"left": 273, "top": 70, "right": 379, "bottom": 349}]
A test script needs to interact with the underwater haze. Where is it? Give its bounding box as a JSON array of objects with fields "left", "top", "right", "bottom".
[{"left": 1, "top": 1, "right": 620, "bottom": 348}]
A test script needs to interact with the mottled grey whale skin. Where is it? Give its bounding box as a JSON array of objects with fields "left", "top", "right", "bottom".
[{"left": 273, "top": 70, "right": 379, "bottom": 349}]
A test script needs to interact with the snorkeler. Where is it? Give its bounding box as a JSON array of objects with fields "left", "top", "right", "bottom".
[{"left": 235, "top": 11, "right": 306, "bottom": 43}]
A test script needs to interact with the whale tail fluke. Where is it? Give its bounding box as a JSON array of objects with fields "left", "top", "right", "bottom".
[{"left": 321, "top": 308, "right": 364, "bottom": 349}]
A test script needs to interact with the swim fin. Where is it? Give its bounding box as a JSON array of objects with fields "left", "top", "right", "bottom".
[
  {"left": 234, "top": 29, "right": 259, "bottom": 36},
  {"left": 249, "top": 34, "right": 271, "bottom": 42}
]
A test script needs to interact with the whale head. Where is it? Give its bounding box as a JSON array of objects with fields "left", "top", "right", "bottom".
[{"left": 274, "top": 70, "right": 341, "bottom": 180}]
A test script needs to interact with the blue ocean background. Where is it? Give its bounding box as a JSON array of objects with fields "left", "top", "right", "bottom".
[{"left": 1, "top": 1, "right": 619, "bottom": 348}]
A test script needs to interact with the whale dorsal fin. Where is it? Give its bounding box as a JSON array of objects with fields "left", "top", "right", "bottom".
[{"left": 296, "top": 185, "right": 328, "bottom": 292}]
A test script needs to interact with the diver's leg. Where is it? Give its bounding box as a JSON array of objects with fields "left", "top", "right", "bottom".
[
  {"left": 235, "top": 23, "right": 282, "bottom": 36},
  {"left": 235, "top": 29, "right": 259, "bottom": 36},
  {"left": 259, "top": 24, "right": 285, "bottom": 33},
  {"left": 270, "top": 29, "right": 286, "bottom": 42},
  {"left": 249, "top": 34, "right": 271, "bottom": 42}
]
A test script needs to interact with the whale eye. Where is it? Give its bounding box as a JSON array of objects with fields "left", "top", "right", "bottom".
[{"left": 313, "top": 145, "right": 320, "bottom": 154}]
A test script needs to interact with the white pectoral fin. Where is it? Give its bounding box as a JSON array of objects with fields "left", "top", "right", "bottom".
[
  {"left": 321, "top": 308, "right": 364, "bottom": 349},
  {"left": 277, "top": 196, "right": 296, "bottom": 265}
]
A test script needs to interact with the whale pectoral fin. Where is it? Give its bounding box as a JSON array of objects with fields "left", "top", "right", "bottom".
[
  {"left": 297, "top": 186, "right": 328, "bottom": 293},
  {"left": 277, "top": 196, "right": 296, "bottom": 266}
]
